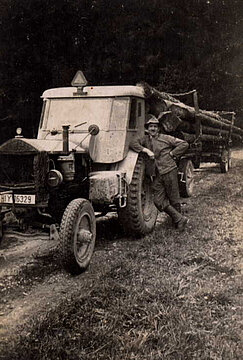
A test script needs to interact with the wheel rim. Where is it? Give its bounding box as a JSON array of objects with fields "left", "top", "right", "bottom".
[
  {"left": 74, "top": 211, "right": 94, "bottom": 263},
  {"left": 228, "top": 150, "right": 232, "bottom": 169},
  {"left": 225, "top": 160, "right": 229, "bottom": 172},
  {"left": 228, "top": 158, "right": 232, "bottom": 169}
]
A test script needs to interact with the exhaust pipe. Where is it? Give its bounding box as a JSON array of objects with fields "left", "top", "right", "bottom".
[{"left": 62, "top": 125, "right": 70, "bottom": 153}]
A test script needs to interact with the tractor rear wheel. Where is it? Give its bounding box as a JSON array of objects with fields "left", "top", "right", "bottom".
[
  {"left": 60, "top": 198, "right": 96, "bottom": 275},
  {"left": 118, "top": 154, "right": 158, "bottom": 236}
]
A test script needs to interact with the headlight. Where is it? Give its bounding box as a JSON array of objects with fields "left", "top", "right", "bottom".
[{"left": 47, "top": 170, "right": 63, "bottom": 187}]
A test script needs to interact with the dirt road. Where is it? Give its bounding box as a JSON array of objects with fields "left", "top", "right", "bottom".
[
  {"left": 0, "top": 149, "right": 242, "bottom": 359},
  {"left": 0, "top": 215, "right": 125, "bottom": 343}
]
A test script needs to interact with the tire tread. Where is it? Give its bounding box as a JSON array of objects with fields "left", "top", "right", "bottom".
[
  {"left": 118, "top": 154, "right": 157, "bottom": 236},
  {"left": 60, "top": 198, "right": 95, "bottom": 274}
]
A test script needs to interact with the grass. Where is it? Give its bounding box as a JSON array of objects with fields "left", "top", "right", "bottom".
[{"left": 0, "top": 158, "right": 242, "bottom": 360}]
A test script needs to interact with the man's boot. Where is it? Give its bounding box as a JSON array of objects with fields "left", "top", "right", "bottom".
[
  {"left": 176, "top": 216, "right": 189, "bottom": 231},
  {"left": 164, "top": 205, "right": 188, "bottom": 231},
  {"left": 173, "top": 203, "right": 181, "bottom": 214}
]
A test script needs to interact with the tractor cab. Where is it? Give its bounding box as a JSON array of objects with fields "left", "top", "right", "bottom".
[{"left": 38, "top": 71, "right": 146, "bottom": 163}]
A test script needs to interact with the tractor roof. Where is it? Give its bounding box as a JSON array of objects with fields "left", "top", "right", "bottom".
[{"left": 41, "top": 86, "right": 145, "bottom": 99}]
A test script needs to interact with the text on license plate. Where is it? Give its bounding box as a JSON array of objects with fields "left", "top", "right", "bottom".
[{"left": 0, "top": 193, "right": 36, "bottom": 204}]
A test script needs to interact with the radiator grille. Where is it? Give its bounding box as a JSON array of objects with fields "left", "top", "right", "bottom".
[
  {"left": 0, "top": 152, "right": 49, "bottom": 204},
  {"left": 0, "top": 154, "right": 35, "bottom": 185}
]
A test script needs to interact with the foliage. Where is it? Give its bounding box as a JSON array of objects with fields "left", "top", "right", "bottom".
[{"left": 0, "top": 0, "right": 242, "bottom": 142}]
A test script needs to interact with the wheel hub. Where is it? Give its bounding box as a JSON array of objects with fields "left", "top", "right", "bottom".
[{"left": 77, "top": 229, "right": 93, "bottom": 244}]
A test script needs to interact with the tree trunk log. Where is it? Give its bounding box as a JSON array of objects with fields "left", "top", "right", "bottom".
[
  {"left": 138, "top": 82, "right": 243, "bottom": 136},
  {"left": 182, "top": 132, "right": 242, "bottom": 144}
]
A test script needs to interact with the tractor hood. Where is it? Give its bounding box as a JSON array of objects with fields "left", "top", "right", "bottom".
[{"left": 0, "top": 137, "right": 86, "bottom": 154}]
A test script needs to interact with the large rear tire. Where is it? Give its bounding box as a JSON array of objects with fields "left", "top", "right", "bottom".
[
  {"left": 179, "top": 159, "right": 195, "bottom": 197},
  {"left": 60, "top": 198, "right": 96, "bottom": 275},
  {"left": 118, "top": 154, "right": 158, "bottom": 236}
]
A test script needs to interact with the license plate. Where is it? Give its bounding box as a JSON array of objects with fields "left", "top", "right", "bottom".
[{"left": 0, "top": 192, "right": 36, "bottom": 205}]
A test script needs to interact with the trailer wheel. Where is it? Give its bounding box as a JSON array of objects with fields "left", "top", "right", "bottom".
[
  {"left": 118, "top": 154, "right": 158, "bottom": 236},
  {"left": 0, "top": 220, "right": 3, "bottom": 245},
  {"left": 193, "top": 157, "right": 201, "bottom": 169},
  {"left": 220, "top": 150, "right": 231, "bottom": 173},
  {"left": 179, "top": 159, "right": 195, "bottom": 198},
  {"left": 228, "top": 150, "right": 232, "bottom": 169},
  {"left": 60, "top": 198, "right": 96, "bottom": 275}
]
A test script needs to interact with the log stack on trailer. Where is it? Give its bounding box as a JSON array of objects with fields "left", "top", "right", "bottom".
[{"left": 138, "top": 82, "right": 243, "bottom": 196}]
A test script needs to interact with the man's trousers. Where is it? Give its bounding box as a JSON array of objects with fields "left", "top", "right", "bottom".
[{"left": 152, "top": 168, "right": 180, "bottom": 211}]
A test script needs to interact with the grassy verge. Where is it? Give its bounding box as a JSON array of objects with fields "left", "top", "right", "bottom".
[{"left": 1, "top": 158, "right": 242, "bottom": 360}]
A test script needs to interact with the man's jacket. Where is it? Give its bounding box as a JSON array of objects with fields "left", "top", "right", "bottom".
[{"left": 130, "top": 133, "right": 189, "bottom": 176}]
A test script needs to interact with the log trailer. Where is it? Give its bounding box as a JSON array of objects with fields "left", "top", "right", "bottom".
[{"left": 141, "top": 83, "right": 243, "bottom": 197}]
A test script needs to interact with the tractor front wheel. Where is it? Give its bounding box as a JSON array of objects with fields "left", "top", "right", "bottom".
[{"left": 60, "top": 198, "right": 96, "bottom": 275}]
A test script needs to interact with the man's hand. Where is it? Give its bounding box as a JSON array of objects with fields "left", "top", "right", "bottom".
[
  {"left": 169, "top": 151, "right": 176, "bottom": 160},
  {"left": 142, "top": 148, "right": 155, "bottom": 159}
]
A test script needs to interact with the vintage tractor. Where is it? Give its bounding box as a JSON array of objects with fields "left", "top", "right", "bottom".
[{"left": 0, "top": 71, "right": 158, "bottom": 274}]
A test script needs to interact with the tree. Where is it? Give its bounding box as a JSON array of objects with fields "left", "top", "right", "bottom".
[{"left": 0, "top": 0, "right": 242, "bottom": 144}]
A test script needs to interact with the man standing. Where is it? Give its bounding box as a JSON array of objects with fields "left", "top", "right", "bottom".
[{"left": 130, "top": 114, "right": 189, "bottom": 230}]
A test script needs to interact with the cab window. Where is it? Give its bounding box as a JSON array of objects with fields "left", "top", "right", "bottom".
[{"left": 128, "top": 98, "right": 137, "bottom": 129}]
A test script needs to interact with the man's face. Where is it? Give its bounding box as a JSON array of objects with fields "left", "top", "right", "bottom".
[{"left": 147, "top": 123, "right": 159, "bottom": 137}]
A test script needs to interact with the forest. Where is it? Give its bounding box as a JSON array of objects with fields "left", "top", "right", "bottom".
[{"left": 0, "top": 0, "right": 242, "bottom": 143}]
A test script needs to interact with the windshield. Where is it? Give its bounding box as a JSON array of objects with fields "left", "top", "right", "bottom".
[{"left": 41, "top": 97, "right": 115, "bottom": 131}]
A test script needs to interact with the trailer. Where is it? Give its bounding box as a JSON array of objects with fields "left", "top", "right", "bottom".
[
  {"left": 178, "top": 92, "right": 235, "bottom": 197},
  {"left": 140, "top": 84, "right": 243, "bottom": 197}
]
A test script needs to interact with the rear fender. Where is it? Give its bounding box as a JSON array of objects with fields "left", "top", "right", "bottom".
[{"left": 112, "top": 150, "right": 138, "bottom": 184}]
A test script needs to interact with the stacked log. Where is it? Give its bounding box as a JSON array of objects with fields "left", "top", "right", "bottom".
[
  {"left": 138, "top": 82, "right": 243, "bottom": 143},
  {"left": 182, "top": 132, "right": 242, "bottom": 144}
]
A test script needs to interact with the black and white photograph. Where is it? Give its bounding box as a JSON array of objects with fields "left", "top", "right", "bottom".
[{"left": 0, "top": 1, "right": 242, "bottom": 359}]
